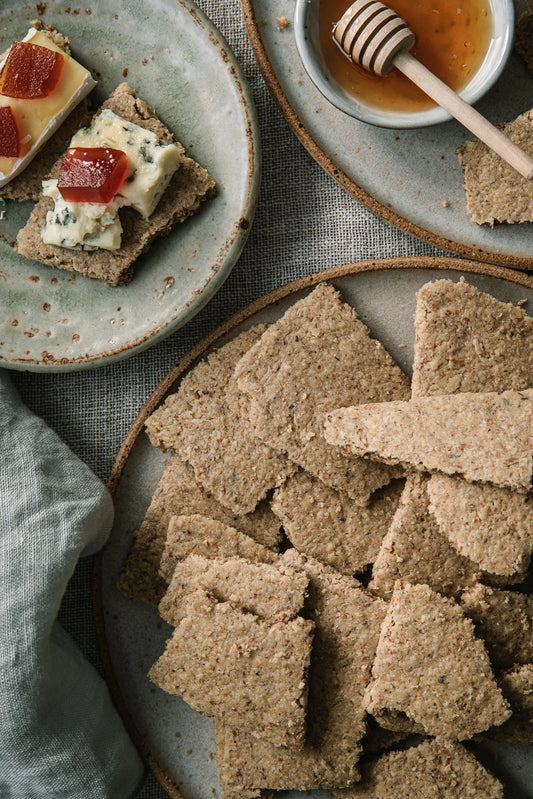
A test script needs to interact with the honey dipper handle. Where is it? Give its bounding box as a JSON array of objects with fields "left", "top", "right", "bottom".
[{"left": 393, "top": 50, "right": 533, "bottom": 180}]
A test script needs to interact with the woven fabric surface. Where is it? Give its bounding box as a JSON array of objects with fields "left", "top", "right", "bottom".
[{"left": 9, "top": 1, "right": 447, "bottom": 797}]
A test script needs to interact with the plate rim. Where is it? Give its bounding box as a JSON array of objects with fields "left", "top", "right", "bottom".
[
  {"left": 240, "top": 0, "right": 533, "bottom": 272},
  {"left": 93, "top": 255, "right": 533, "bottom": 798},
  {"left": 0, "top": 0, "right": 261, "bottom": 374}
]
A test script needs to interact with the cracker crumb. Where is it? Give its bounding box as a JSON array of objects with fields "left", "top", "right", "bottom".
[{"left": 277, "top": 16, "right": 290, "bottom": 30}]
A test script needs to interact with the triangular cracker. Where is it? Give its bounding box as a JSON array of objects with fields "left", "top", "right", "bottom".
[
  {"left": 364, "top": 582, "right": 510, "bottom": 740},
  {"left": 429, "top": 475, "right": 533, "bottom": 575},
  {"left": 325, "top": 389, "right": 533, "bottom": 492},
  {"left": 460, "top": 583, "right": 533, "bottom": 671},
  {"left": 334, "top": 739, "right": 504, "bottom": 798},
  {"left": 234, "top": 284, "right": 410, "bottom": 505}
]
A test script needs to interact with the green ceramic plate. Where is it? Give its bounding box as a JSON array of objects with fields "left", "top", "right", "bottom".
[{"left": 0, "top": 0, "right": 260, "bottom": 371}]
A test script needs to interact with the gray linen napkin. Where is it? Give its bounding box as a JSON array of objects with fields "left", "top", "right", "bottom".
[{"left": 0, "top": 372, "right": 144, "bottom": 799}]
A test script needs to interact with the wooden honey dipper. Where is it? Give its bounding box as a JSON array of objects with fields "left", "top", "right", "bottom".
[{"left": 334, "top": 0, "right": 533, "bottom": 179}]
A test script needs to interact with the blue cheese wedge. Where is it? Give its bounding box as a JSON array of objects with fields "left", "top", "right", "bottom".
[
  {"left": 0, "top": 28, "right": 96, "bottom": 189},
  {"left": 41, "top": 179, "right": 123, "bottom": 250},
  {"left": 70, "top": 109, "right": 182, "bottom": 217}
]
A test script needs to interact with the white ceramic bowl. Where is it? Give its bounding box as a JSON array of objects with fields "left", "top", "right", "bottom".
[{"left": 294, "top": 0, "right": 515, "bottom": 128}]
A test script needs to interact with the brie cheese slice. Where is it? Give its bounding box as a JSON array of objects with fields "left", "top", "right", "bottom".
[{"left": 0, "top": 28, "right": 96, "bottom": 188}]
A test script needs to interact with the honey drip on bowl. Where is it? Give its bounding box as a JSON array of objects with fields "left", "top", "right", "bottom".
[{"left": 319, "top": 0, "right": 492, "bottom": 112}]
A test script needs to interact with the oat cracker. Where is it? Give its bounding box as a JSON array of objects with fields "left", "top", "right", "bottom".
[
  {"left": 149, "top": 589, "right": 314, "bottom": 748},
  {"left": 460, "top": 583, "right": 533, "bottom": 671},
  {"left": 234, "top": 284, "right": 410, "bottom": 504},
  {"left": 325, "top": 389, "right": 533, "bottom": 492},
  {"left": 214, "top": 550, "right": 387, "bottom": 791},
  {"left": 334, "top": 739, "right": 504, "bottom": 798},
  {"left": 364, "top": 582, "right": 511, "bottom": 740},
  {"left": 158, "top": 553, "right": 307, "bottom": 626},
  {"left": 158, "top": 514, "right": 277, "bottom": 585},
  {"left": 118, "top": 454, "right": 280, "bottom": 605},
  {"left": 272, "top": 470, "right": 403, "bottom": 575}
]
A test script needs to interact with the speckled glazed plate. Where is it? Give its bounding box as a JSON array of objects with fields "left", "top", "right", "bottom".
[
  {"left": 95, "top": 257, "right": 533, "bottom": 799},
  {"left": 0, "top": 0, "right": 259, "bottom": 372},
  {"left": 242, "top": 0, "right": 533, "bottom": 270}
]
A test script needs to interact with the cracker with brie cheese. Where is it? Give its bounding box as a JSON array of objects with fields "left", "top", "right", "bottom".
[{"left": 17, "top": 83, "right": 216, "bottom": 285}]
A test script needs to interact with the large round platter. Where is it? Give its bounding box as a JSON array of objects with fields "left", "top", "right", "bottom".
[
  {"left": 0, "top": 0, "right": 259, "bottom": 371},
  {"left": 95, "top": 257, "right": 533, "bottom": 799},
  {"left": 241, "top": 0, "right": 533, "bottom": 270}
]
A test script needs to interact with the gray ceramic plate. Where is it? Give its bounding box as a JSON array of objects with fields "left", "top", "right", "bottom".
[
  {"left": 242, "top": 0, "right": 533, "bottom": 271},
  {"left": 0, "top": 0, "right": 259, "bottom": 372},
  {"left": 95, "top": 257, "right": 533, "bottom": 799}
]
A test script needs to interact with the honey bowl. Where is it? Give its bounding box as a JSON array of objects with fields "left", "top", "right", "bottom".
[{"left": 294, "top": 0, "right": 514, "bottom": 128}]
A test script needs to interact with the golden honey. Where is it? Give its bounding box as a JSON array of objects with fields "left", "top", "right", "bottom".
[{"left": 319, "top": 0, "right": 493, "bottom": 112}]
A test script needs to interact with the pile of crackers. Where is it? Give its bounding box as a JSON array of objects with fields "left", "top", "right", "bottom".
[{"left": 119, "top": 279, "right": 533, "bottom": 798}]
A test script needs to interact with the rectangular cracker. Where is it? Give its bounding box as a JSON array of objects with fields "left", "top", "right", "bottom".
[
  {"left": 158, "top": 514, "right": 277, "bottom": 584},
  {"left": 325, "top": 389, "right": 533, "bottom": 492},
  {"left": 428, "top": 474, "right": 533, "bottom": 576},
  {"left": 146, "top": 326, "right": 296, "bottom": 515},
  {"left": 158, "top": 553, "right": 308, "bottom": 626},
  {"left": 460, "top": 583, "right": 533, "bottom": 671},
  {"left": 234, "top": 283, "right": 410, "bottom": 505},
  {"left": 335, "top": 739, "right": 504, "bottom": 799},
  {"left": 272, "top": 470, "right": 403, "bottom": 575},
  {"left": 457, "top": 107, "right": 533, "bottom": 226},
  {"left": 214, "top": 550, "right": 387, "bottom": 792},
  {"left": 149, "top": 589, "right": 314, "bottom": 749},
  {"left": 412, "top": 278, "right": 533, "bottom": 575},
  {"left": 364, "top": 582, "right": 511, "bottom": 741},
  {"left": 16, "top": 83, "right": 216, "bottom": 286},
  {"left": 117, "top": 454, "right": 280, "bottom": 606},
  {"left": 368, "top": 474, "right": 519, "bottom": 599}
]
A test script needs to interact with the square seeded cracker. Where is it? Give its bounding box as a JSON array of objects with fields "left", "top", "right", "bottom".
[
  {"left": 158, "top": 553, "right": 308, "bottom": 626},
  {"left": 324, "top": 389, "right": 533, "bottom": 493},
  {"left": 118, "top": 454, "right": 280, "bottom": 606},
  {"left": 16, "top": 83, "right": 216, "bottom": 286},
  {"left": 214, "top": 550, "right": 387, "bottom": 793},
  {"left": 457, "top": 107, "right": 533, "bottom": 226},
  {"left": 334, "top": 739, "right": 504, "bottom": 799},
  {"left": 516, "top": 5, "right": 533, "bottom": 73},
  {"left": 146, "top": 326, "right": 296, "bottom": 516},
  {"left": 234, "top": 283, "right": 410, "bottom": 505},
  {"left": 412, "top": 278, "right": 533, "bottom": 574},
  {"left": 364, "top": 582, "right": 510, "bottom": 740},
  {"left": 149, "top": 588, "right": 314, "bottom": 749},
  {"left": 272, "top": 470, "right": 403, "bottom": 575},
  {"left": 368, "top": 474, "right": 519, "bottom": 600},
  {"left": 460, "top": 583, "right": 533, "bottom": 672}
]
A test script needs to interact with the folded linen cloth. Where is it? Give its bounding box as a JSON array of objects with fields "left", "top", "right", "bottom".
[{"left": 0, "top": 373, "right": 144, "bottom": 799}]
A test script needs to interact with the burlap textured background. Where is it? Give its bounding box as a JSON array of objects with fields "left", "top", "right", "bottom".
[{"left": 10, "top": 1, "right": 446, "bottom": 796}]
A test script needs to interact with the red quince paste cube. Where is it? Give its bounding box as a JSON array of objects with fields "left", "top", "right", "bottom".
[
  {"left": 0, "top": 106, "right": 20, "bottom": 157},
  {"left": 0, "top": 41, "right": 64, "bottom": 99},
  {"left": 57, "top": 147, "right": 128, "bottom": 203}
]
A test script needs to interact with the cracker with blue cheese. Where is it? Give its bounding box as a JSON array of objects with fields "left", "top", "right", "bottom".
[{"left": 16, "top": 82, "right": 216, "bottom": 285}]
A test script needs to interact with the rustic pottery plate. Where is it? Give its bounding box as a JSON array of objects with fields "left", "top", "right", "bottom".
[
  {"left": 95, "top": 257, "right": 533, "bottom": 799},
  {"left": 241, "top": 0, "right": 533, "bottom": 270},
  {"left": 0, "top": 0, "right": 259, "bottom": 372}
]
